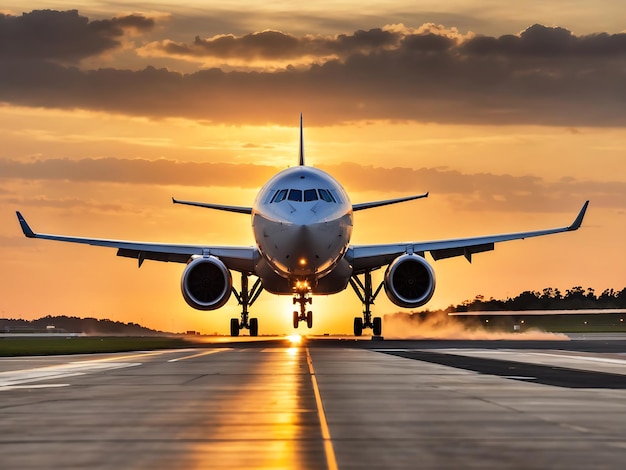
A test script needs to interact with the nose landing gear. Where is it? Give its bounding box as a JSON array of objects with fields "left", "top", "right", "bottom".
[{"left": 292, "top": 289, "right": 313, "bottom": 329}]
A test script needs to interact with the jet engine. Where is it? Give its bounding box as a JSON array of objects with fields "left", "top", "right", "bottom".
[
  {"left": 384, "top": 254, "right": 436, "bottom": 308},
  {"left": 181, "top": 256, "right": 232, "bottom": 310}
]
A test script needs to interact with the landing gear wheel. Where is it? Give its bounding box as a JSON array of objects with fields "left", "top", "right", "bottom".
[
  {"left": 373, "top": 316, "right": 382, "bottom": 336},
  {"left": 230, "top": 318, "right": 240, "bottom": 337},
  {"left": 306, "top": 311, "right": 313, "bottom": 329},
  {"left": 354, "top": 317, "right": 363, "bottom": 337},
  {"left": 293, "top": 311, "right": 299, "bottom": 329},
  {"left": 249, "top": 318, "right": 258, "bottom": 337}
]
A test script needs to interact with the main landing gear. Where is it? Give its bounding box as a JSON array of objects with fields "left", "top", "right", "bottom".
[
  {"left": 230, "top": 273, "right": 263, "bottom": 337},
  {"left": 292, "top": 288, "right": 313, "bottom": 329},
  {"left": 349, "top": 269, "right": 383, "bottom": 336}
]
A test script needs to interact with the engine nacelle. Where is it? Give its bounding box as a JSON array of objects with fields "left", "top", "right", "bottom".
[
  {"left": 384, "top": 254, "right": 436, "bottom": 308},
  {"left": 181, "top": 256, "right": 232, "bottom": 310}
]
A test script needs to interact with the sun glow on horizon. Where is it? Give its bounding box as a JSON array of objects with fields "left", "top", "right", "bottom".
[{"left": 287, "top": 335, "right": 303, "bottom": 344}]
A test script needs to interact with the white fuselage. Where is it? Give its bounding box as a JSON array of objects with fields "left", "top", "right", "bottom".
[{"left": 252, "top": 166, "right": 353, "bottom": 290}]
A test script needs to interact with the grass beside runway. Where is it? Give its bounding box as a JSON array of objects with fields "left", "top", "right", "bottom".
[{"left": 0, "top": 336, "right": 196, "bottom": 356}]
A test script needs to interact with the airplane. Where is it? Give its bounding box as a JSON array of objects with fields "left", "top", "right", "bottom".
[{"left": 16, "top": 115, "right": 589, "bottom": 337}]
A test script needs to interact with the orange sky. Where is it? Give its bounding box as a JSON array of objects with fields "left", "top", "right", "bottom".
[{"left": 1, "top": 3, "right": 625, "bottom": 334}]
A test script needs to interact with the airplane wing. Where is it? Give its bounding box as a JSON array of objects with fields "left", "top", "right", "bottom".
[
  {"left": 16, "top": 212, "right": 258, "bottom": 272},
  {"left": 172, "top": 198, "right": 252, "bottom": 214},
  {"left": 346, "top": 201, "right": 589, "bottom": 273},
  {"left": 352, "top": 192, "right": 429, "bottom": 211}
]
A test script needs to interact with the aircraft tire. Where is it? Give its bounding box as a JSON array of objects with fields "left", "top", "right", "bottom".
[
  {"left": 250, "top": 318, "right": 259, "bottom": 337},
  {"left": 373, "top": 317, "right": 382, "bottom": 336},
  {"left": 293, "top": 311, "right": 299, "bottom": 329},
  {"left": 306, "top": 311, "right": 313, "bottom": 329},
  {"left": 230, "top": 318, "right": 240, "bottom": 337},
  {"left": 354, "top": 317, "right": 363, "bottom": 336}
]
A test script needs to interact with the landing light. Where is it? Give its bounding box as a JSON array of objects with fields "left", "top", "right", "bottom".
[
  {"left": 299, "top": 258, "right": 307, "bottom": 266},
  {"left": 295, "top": 280, "right": 309, "bottom": 290}
]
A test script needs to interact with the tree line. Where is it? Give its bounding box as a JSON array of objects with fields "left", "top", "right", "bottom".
[
  {"left": 444, "top": 287, "right": 626, "bottom": 313},
  {"left": 0, "top": 315, "right": 164, "bottom": 335}
]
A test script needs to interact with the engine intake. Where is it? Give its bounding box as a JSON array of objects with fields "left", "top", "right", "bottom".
[
  {"left": 181, "top": 256, "right": 232, "bottom": 310},
  {"left": 384, "top": 254, "right": 436, "bottom": 308}
]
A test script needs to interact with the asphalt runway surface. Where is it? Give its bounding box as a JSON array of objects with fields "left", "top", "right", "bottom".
[{"left": 2, "top": 335, "right": 626, "bottom": 469}]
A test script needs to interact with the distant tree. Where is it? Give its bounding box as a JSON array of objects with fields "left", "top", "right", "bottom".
[
  {"left": 586, "top": 287, "right": 596, "bottom": 301},
  {"left": 508, "top": 290, "right": 541, "bottom": 310},
  {"left": 554, "top": 288, "right": 562, "bottom": 300},
  {"left": 429, "top": 285, "right": 626, "bottom": 314},
  {"left": 3, "top": 315, "right": 165, "bottom": 335},
  {"left": 617, "top": 288, "right": 626, "bottom": 308}
]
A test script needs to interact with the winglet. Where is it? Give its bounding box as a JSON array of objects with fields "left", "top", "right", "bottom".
[
  {"left": 16, "top": 211, "right": 36, "bottom": 238},
  {"left": 567, "top": 200, "right": 589, "bottom": 231},
  {"left": 298, "top": 113, "right": 305, "bottom": 166}
]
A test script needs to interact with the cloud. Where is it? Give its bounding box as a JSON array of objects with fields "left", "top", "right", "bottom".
[
  {"left": 0, "top": 157, "right": 275, "bottom": 189},
  {"left": 322, "top": 162, "right": 626, "bottom": 212},
  {"left": 462, "top": 24, "right": 626, "bottom": 57},
  {"left": 144, "top": 28, "right": 402, "bottom": 65},
  {"left": 1, "top": 157, "right": 623, "bottom": 212},
  {"left": 0, "top": 9, "right": 154, "bottom": 62},
  {"left": 1, "top": 12, "right": 626, "bottom": 126},
  {"left": 3, "top": 196, "right": 124, "bottom": 212}
]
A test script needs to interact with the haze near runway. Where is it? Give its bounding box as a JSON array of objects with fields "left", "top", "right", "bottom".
[{"left": 2, "top": 336, "right": 626, "bottom": 469}]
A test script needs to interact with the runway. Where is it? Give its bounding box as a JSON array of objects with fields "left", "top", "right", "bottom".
[{"left": 2, "top": 337, "right": 626, "bottom": 469}]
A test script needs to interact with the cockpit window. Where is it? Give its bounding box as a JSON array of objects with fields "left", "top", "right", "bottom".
[
  {"left": 271, "top": 189, "right": 288, "bottom": 203},
  {"left": 304, "top": 189, "right": 318, "bottom": 202},
  {"left": 288, "top": 189, "right": 302, "bottom": 202},
  {"left": 318, "top": 189, "right": 336, "bottom": 203},
  {"left": 270, "top": 188, "right": 337, "bottom": 203}
]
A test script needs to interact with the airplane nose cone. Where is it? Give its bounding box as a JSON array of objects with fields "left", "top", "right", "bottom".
[
  {"left": 254, "top": 207, "right": 351, "bottom": 279},
  {"left": 284, "top": 224, "right": 319, "bottom": 275}
]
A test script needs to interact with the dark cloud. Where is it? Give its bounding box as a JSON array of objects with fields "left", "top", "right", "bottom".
[
  {"left": 1, "top": 157, "right": 623, "bottom": 212},
  {"left": 152, "top": 23, "right": 626, "bottom": 62},
  {"left": 1, "top": 12, "right": 625, "bottom": 126},
  {"left": 462, "top": 24, "right": 626, "bottom": 57},
  {"left": 401, "top": 33, "right": 456, "bottom": 52},
  {"left": 155, "top": 28, "right": 401, "bottom": 61},
  {"left": 0, "top": 9, "right": 154, "bottom": 62}
]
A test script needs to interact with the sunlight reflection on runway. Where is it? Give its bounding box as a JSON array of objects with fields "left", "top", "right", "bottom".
[{"left": 185, "top": 343, "right": 320, "bottom": 469}]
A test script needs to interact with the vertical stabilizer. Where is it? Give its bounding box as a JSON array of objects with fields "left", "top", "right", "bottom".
[{"left": 298, "top": 113, "right": 305, "bottom": 166}]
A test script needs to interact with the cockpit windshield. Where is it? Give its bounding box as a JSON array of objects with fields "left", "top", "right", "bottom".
[
  {"left": 271, "top": 189, "right": 288, "bottom": 203},
  {"left": 270, "top": 188, "right": 337, "bottom": 204},
  {"left": 304, "top": 189, "right": 318, "bottom": 202},
  {"left": 318, "top": 189, "right": 336, "bottom": 203},
  {"left": 288, "top": 189, "right": 302, "bottom": 202}
]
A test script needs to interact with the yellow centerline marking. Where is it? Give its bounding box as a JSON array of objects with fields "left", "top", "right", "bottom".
[
  {"left": 167, "top": 349, "right": 226, "bottom": 362},
  {"left": 306, "top": 347, "right": 339, "bottom": 470}
]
